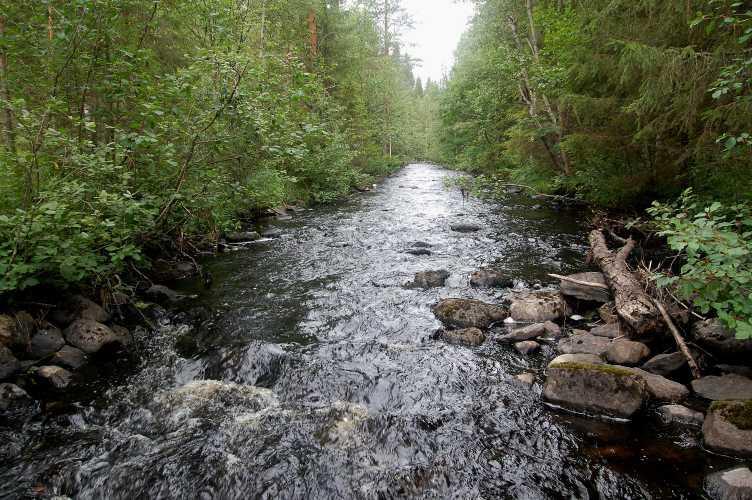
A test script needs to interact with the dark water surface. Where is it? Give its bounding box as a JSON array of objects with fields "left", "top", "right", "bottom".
[{"left": 1, "top": 165, "right": 730, "bottom": 498}]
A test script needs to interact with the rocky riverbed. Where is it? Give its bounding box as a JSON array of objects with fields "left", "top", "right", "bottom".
[{"left": 1, "top": 164, "right": 750, "bottom": 499}]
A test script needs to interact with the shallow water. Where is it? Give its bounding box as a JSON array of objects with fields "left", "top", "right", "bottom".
[{"left": 0, "top": 164, "right": 733, "bottom": 498}]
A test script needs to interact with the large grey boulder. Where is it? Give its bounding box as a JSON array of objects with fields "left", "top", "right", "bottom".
[
  {"left": 705, "top": 467, "right": 752, "bottom": 500},
  {"left": 0, "top": 345, "right": 20, "bottom": 380},
  {"left": 51, "top": 295, "right": 110, "bottom": 326},
  {"left": 432, "top": 299, "right": 507, "bottom": 329},
  {"left": 510, "top": 291, "right": 571, "bottom": 322},
  {"left": 605, "top": 340, "right": 650, "bottom": 366},
  {"left": 469, "top": 269, "right": 512, "bottom": 288},
  {"left": 692, "top": 319, "right": 752, "bottom": 361},
  {"left": 692, "top": 374, "right": 752, "bottom": 401},
  {"left": 704, "top": 401, "right": 752, "bottom": 457},
  {"left": 406, "top": 270, "right": 450, "bottom": 289},
  {"left": 63, "top": 320, "right": 125, "bottom": 354},
  {"left": 497, "top": 323, "right": 546, "bottom": 343},
  {"left": 657, "top": 404, "right": 704, "bottom": 427},
  {"left": 29, "top": 325, "right": 65, "bottom": 359},
  {"left": 642, "top": 352, "right": 687, "bottom": 377},
  {"left": 557, "top": 272, "right": 611, "bottom": 303},
  {"left": 436, "top": 328, "right": 486, "bottom": 347},
  {"left": 558, "top": 333, "right": 611, "bottom": 356},
  {"left": 543, "top": 362, "right": 648, "bottom": 419}
]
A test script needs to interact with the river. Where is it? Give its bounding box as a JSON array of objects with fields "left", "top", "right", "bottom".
[{"left": 0, "top": 164, "right": 726, "bottom": 498}]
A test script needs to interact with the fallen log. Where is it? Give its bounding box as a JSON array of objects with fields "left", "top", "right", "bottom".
[{"left": 588, "top": 230, "right": 662, "bottom": 336}]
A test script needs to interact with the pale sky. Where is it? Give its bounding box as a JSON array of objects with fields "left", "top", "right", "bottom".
[{"left": 402, "top": 0, "right": 475, "bottom": 84}]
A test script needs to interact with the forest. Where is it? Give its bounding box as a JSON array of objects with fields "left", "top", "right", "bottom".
[{"left": 0, "top": 0, "right": 749, "bottom": 337}]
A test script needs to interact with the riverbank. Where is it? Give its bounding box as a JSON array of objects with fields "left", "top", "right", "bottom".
[{"left": 0, "top": 164, "right": 744, "bottom": 498}]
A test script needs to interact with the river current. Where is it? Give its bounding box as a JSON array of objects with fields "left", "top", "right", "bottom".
[{"left": 1, "top": 164, "right": 728, "bottom": 498}]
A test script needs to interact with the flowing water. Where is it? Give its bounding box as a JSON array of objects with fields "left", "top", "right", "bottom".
[{"left": 0, "top": 164, "right": 733, "bottom": 498}]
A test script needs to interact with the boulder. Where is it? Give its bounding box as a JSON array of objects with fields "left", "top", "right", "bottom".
[
  {"left": 657, "top": 404, "right": 704, "bottom": 426},
  {"left": 557, "top": 272, "right": 611, "bottom": 303},
  {"left": 590, "top": 323, "right": 622, "bottom": 339},
  {"left": 51, "top": 295, "right": 110, "bottom": 326},
  {"left": 144, "top": 284, "right": 185, "bottom": 304},
  {"left": 63, "top": 320, "right": 125, "bottom": 354},
  {"left": 704, "top": 401, "right": 752, "bottom": 457},
  {"left": 543, "top": 321, "right": 562, "bottom": 338},
  {"left": 598, "top": 303, "right": 618, "bottom": 324},
  {"left": 406, "top": 270, "right": 450, "bottom": 289},
  {"left": 0, "top": 345, "right": 20, "bottom": 380},
  {"left": 515, "top": 341, "right": 540, "bottom": 355},
  {"left": 469, "top": 269, "right": 512, "bottom": 288},
  {"left": 692, "top": 319, "right": 752, "bottom": 361},
  {"left": 150, "top": 259, "right": 197, "bottom": 281},
  {"left": 28, "top": 325, "right": 65, "bottom": 359},
  {"left": 716, "top": 365, "right": 752, "bottom": 378},
  {"left": 34, "top": 365, "right": 73, "bottom": 390},
  {"left": 436, "top": 328, "right": 486, "bottom": 347},
  {"left": 625, "top": 367, "right": 689, "bottom": 403},
  {"left": 510, "top": 292, "right": 571, "bottom": 322},
  {"left": 543, "top": 362, "right": 648, "bottom": 419},
  {"left": 692, "top": 374, "right": 752, "bottom": 401},
  {"left": 605, "top": 340, "right": 650, "bottom": 366},
  {"left": 705, "top": 467, "right": 752, "bottom": 500},
  {"left": 558, "top": 333, "right": 611, "bottom": 357},
  {"left": 642, "top": 352, "right": 687, "bottom": 377},
  {"left": 516, "top": 373, "right": 535, "bottom": 385},
  {"left": 50, "top": 345, "right": 88, "bottom": 370},
  {"left": 497, "top": 323, "right": 546, "bottom": 342},
  {"left": 432, "top": 299, "right": 507, "bottom": 329},
  {"left": 110, "top": 325, "right": 133, "bottom": 347},
  {"left": 450, "top": 223, "right": 481, "bottom": 233},
  {"left": 225, "top": 231, "right": 261, "bottom": 243},
  {"left": 548, "top": 353, "right": 604, "bottom": 367}
]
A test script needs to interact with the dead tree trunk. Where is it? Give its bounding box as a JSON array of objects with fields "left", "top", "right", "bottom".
[{"left": 589, "top": 230, "right": 662, "bottom": 336}]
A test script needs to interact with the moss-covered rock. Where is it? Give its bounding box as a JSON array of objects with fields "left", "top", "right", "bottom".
[
  {"left": 704, "top": 400, "right": 752, "bottom": 457},
  {"left": 543, "top": 362, "right": 648, "bottom": 419},
  {"left": 432, "top": 298, "right": 507, "bottom": 329}
]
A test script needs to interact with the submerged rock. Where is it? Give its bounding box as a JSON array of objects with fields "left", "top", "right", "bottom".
[
  {"left": 64, "top": 320, "right": 126, "bottom": 354},
  {"left": 705, "top": 467, "right": 752, "bottom": 500},
  {"left": 406, "top": 270, "right": 449, "bottom": 289},
  {"left": 469, "top": 269, "right": 512, "bottom": 288},
  {"left": 558, "top": 333, "right": 611, "bottom": 357},
  {"left": 657, "top": 404, "right": 704, "bottom": 427},
  {"left": 28, "top": 325, "right": 65, "bottom": 359},
  {"left": 510, "top": 291, "right": 570, "bottom": 322},
  {"left": 435, "top": 328, "right": 486, "bottom": 347},
  {"left": 225, "top": 231, "right": 261, "bottom": 243},
  {"left": 450, "top": 223, "right": 481, "bottom": 233},
  {"left": 704, "top": 401, "right": 752, "bottom": 457},
  {"left": 145, "top": 284, "right": 185, "bottom": 304},
  {"left": 516, "top": 372, "right": 535, "bottom": 385},
  {"left": 405, "top": 248, "right": 432, "bottom": 256},
  {"left": 692, "top": 319, "right": 752, "bottom": 361},
  {"left": 691, "top": 374, "right": 752, "bottom": 401},
  {"left": 642, "top": 352, "right": 687, "bottom": 377},
  {"left": 543, "top": 362, "right": 648, "bottom": 419},
  {"left": 432, "top": 299, "right": 507, "bottom": 329},
  {"left": 557, "top": 272, "right": 611, "bottom": 303},
  {"left": 605, "top": 340, "right": 650, "bottom": 366}
]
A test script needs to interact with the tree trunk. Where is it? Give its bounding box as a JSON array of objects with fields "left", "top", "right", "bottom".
[
  {"left": 307, "top": 9, "right": 318, "bottom": 58},
  {"left": 0, "top": 15, "right": 16, "bottom": 154},
  {"left": 589, "top": 230, "right": 662, "bottom": 336},
  {"left": 383, "top": 0, "right": 390, "bottom": 56}
]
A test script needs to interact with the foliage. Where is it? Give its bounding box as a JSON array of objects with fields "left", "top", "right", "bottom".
[{"left": 648, "top": 190, "right": 752, "bottom": 339}]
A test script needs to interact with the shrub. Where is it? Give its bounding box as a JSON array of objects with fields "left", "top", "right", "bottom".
[{"left": 648, "top": 189, "right": 752, "bottom": 339}]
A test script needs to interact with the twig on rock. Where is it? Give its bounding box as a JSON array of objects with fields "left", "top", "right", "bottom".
[
  {"left": 548, "top": 273, "right": 610, "bottom": 290},
  {"left": 653, "top": 299, "right": 702, "bottom": 379}
]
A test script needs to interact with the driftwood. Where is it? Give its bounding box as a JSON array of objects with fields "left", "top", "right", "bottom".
[
  {"left": 588, "top": 230, "right": 662, "bottom": 336},
  {"left": 654, "top": 299, "right": 702, "bottom": 379},
  {"left": 548, "top": 273, "right": 609, "bottom": 290}
]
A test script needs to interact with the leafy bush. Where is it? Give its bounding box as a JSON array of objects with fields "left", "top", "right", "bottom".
[{"left": 648, "top": 189, "right": 752, "bottom": 339}]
